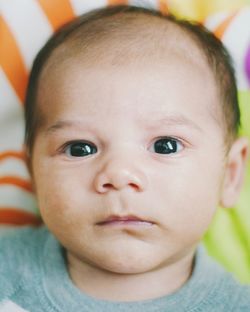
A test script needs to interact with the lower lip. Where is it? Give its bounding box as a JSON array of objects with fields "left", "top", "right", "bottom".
[{"left": 97, "top": 220, "right": 154, "bottom": 227}]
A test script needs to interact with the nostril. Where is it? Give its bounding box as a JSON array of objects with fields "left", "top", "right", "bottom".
[
  {"left": 103, "top": 183, "right": 114, "bottom": 189},
  {"left": 128, "top": 183, "right": 140, "bottom": 191},
  {"left": 102, "top": 182, "right": 140, "bottom": 191}
]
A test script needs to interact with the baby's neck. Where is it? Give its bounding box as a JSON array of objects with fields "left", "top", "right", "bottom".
[{"left": 66, "top": 251, "right": 195, "bottom": 302}]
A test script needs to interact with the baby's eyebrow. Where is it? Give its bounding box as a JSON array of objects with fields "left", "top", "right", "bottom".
[
  {"left": 44, "top": 119, "right": 88, "bottom": 134},
  {"left": 143, "top": 115, "right": 203, "bottom": 132},
  {"left": 45, "top": 115, "right": 203, "bottom": 134}
]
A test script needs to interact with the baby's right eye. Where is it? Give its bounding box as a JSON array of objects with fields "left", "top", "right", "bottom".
[{"left": 64, "top": 141, "right": 97, "bottom": 157}]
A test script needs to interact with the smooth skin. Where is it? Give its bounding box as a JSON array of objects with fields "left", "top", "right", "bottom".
[{"left": 29, "top": 45, "right": 249, "bottom": 301}]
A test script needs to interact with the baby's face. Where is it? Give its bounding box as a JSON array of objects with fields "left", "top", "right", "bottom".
[{"left": 32, "top": 51, "right": 226, "bottom": 274}]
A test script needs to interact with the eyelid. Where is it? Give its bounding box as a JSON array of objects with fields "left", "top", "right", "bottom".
[
  {"left": 149, "top": 136, "right": 184, "bottom": 146},
  {"left": 59, "top": 139, "right": 94, "bottom": 148}
]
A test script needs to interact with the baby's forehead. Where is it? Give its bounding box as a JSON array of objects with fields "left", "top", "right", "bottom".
[
  {"left": 37, "top": 17, "right": 218, "bottom": 127},
  {"left": 40, "top": 14, "right": 211, "bottom": 82}
]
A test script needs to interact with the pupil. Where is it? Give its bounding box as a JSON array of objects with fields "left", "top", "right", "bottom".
[
  {"left": 70, "top": 143, "right": 95, "bottom": 157},
  {"left": 154, "top": 139, "right": 177, "bottom": 154}
]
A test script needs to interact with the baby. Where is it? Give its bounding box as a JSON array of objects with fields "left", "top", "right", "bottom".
[{"left": 1, "top": 4, "right": 250, "bottom": 312}]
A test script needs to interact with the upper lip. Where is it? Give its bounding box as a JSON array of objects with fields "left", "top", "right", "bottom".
[{"left": 96, "top": 215, "right": 154, "bottom": 225}]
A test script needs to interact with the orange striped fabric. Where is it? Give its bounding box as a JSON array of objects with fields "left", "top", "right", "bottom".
[
  {"left": 0, "top": 150, "right": 26, "bottom": 162},
  {"left": 0, "top": 16, "right": 28, "bottom": 103},
  {"left": 159, "top": 0, "right": 169, "bottom": 15},
  {"left": 214, "top": 11, "right": 238, "bottom": 39},
  {"left": 108, "top": 0, "right": 128, "bottom": 5},
  {"left": 0, "top": 176, "right": 33, "bottom": 193},
  {"left": 0, "top": 209, "right": 42, "bottom": 226},
  {"left": 38, "top": 0, "right": 75, "bottom": 30}
]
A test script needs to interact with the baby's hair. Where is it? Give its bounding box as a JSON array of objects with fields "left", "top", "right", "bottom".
[{"left": 24, "top": 4, "right": 240, "bottom": 155}]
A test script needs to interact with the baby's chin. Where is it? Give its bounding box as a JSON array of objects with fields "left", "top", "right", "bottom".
[
  {"left": 91, "top": 254, "right": 162, "bottom": 275},
  {"left": 67, "top": 241, "right": 182, "bottom": 275}
]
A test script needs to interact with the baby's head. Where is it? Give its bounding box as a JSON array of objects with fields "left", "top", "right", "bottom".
[{"left": 24, "top": 5, "right": 248, "bottom": 281}]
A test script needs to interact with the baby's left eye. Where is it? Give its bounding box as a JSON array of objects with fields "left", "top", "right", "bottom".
[
  {"left": 63, "top": 141, "right": 97, "bottom": 157},
  {"left": 150, "top": 137, "right": 183, "bottom": 154}
]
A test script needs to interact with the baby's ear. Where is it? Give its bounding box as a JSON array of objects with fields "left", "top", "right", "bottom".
[{"left": 220, "top": 137, "right": 249, "bottom": 208}]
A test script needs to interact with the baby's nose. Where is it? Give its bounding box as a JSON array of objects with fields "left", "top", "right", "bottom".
[{"left": 94, "top": 157, "right": 147, "bottom": 193}]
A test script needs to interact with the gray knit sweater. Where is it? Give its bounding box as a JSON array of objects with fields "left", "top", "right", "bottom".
[{"left": 1, "top": 226, "right": 250, "bottom": 311}]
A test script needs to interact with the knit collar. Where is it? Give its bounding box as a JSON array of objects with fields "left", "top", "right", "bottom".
[{"left": 38, "top": 228, "right": 224, "bottom": 312}]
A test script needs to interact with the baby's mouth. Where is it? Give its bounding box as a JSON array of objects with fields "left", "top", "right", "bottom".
[{"left": 96, "top": 215, "right": 155, "bottom": 227}]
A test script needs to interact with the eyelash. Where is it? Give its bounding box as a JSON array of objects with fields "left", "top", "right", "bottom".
[{"left": 60, "top": 137, "right": 184, "bottom": 158}]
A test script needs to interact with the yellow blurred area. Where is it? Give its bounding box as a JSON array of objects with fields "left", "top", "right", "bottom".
[{"left": 166, "top": 0, "right": 250, "bottom": 20}]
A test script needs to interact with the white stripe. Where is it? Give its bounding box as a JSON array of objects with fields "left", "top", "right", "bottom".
[
  {"left": 0, "top": 117, "right": 25, "bottom": 151},
  {"left": 0, "top": 300, "right": 29, "bottom": 312},
  {"left": 0, "top": 69, "right": 24, "bottom": 150},
  {"left": 70, "top": 0, "right": 106, "bottom": 16},
  {"left": 222, "top": 8, "right": 250, "bottom": 90},
  {"left": 1, "top": 0, "right": 53, "bottom": 70},
  {"left": 128, "top": 0, "right": 158, "bottom": 10},
  {"left": 0, "top": 68, "right": 21, "bottom": 115},
  {"left": 0, "top": 158, "right": 30, "bottom": 179},
  {"left": 0, "top": 185, "right": 39, "bottom": 215}
]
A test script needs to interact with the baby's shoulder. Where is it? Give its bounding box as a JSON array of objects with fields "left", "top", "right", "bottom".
[
  {"left": 0, "top": 226, "right": 46, "bottom": 262},
  {"left": 193, "top": 247, "right": 250, "bottom": 311},
  {"left": 0, "top": 226, "right": 47, "bottom": 300},
  {"left": 211, "top": 264, "right": 250, "bottom": 311},
  {"left": 234, "top": 282, "right": 250, "bottom": 311}
]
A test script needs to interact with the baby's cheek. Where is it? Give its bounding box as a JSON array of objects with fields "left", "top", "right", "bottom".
[{"left": 155, "top": 166, "right": 219, "bottom": 233}]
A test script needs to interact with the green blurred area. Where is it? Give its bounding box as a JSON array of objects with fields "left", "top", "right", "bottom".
[{"left": 204, "top": 91, "right": 250, "bottom": 283}]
